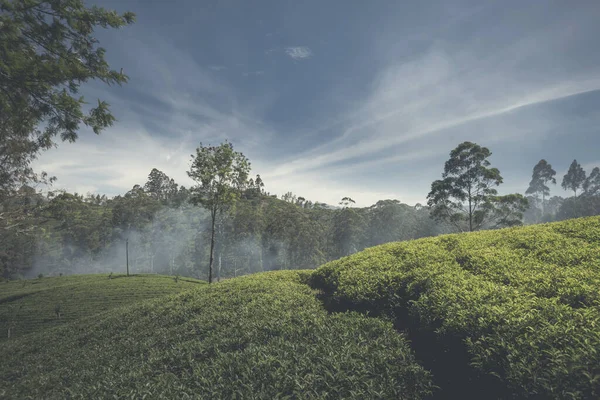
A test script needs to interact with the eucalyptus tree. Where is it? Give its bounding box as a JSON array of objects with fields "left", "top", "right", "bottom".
[
  {"left": 427, "top": 142, "right": 527, "bottom": 232},
  {"left": 525, "top": 159, "right": 556, "bottom": 219},
  {"left": 583, "top": 167, "right": 600, "bottom": 197},
  {"left": 561, "top": 160, "right": 586, "bottom": 197}
]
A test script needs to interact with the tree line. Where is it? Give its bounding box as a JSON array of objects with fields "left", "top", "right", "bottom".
[{"left": 2, "top": 139, "right": 599, "bottom": 281}]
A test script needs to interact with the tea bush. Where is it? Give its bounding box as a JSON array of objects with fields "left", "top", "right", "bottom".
[
  {"left": 0, "top": 271, "right": 433, "bottom": 399},
  {"left": 309, "top": 216, "right": 600, "bottom": 399}
]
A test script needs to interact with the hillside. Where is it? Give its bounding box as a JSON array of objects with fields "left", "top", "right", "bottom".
[
  {"left": 0, "top": 274, "right": 205, "bottom": 341},
  {"left": 310, "top": 216, "right": 600, "bottom": 399},
  {"left": 0, "top": 271, "right": 433, "bottom": 399},
  {"left": 1, "top": 216, "right": 599, "bottom": 399}
]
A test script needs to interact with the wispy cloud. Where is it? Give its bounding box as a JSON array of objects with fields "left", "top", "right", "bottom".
[
  {"left": 285, "top": 46, "right": 313, "bottom": 60},
  {"left": 242, "top": 70, "right": 265, "bottom": 77},
  {"left": 208, "top": 65, "right": 227, "bottom": 71}
]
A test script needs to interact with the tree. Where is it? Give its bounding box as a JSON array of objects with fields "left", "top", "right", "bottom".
[
  {"left": 339, "top": 197, "right": 356, "bottom": 208},
  {"left": 188, "top": 142, "right": 250, "bottom": 283},
  {"left": 525, "top": 159, "right": 556, "bottom": 219},
  {"left": 427, "top": 141, "right": 527, "bottom": 232},
  {"left": 144, "top": 168, "right": 179, "bottom": 205},
  {"left": 583, "top": 167, "right": 600, "bottom": 197},
  {"left": 332, "top": 197, "right": 363, "bottom": 257},
  {"left": 0, "top": 0, "right": 135, "bottom": 198},
  {"left": 561, "top": 160, "right": 586, "bottom": 197}
]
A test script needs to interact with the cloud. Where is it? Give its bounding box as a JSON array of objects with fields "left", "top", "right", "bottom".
[
  {"left": 267, "top": 37, "right": 600, "bottom": 179},
  {"left": 33, "top": 32, "right": 278, "bottom": 197},
  {"left": 284, "top": 46, "right": 313, "bottom": 60},
  {"left": 242, "top": 70, "right": 265, "bottom": 77},
  {"left": 31, "top": 2, "right": 600, "bottom": 209}
]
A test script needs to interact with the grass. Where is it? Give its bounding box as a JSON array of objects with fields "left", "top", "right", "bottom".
[
  {"left": 0, "top": 274, "right": 205, "bottom": 341},
  {"left": 0, "top": 271, "right": 433, "bottom": 399}
]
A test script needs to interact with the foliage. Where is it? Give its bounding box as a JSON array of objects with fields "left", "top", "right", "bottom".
[
  {"left": 525, "top": 159, "right": 557, "bottom": 220},
  {"left": 0, "top": 271, "right": 433, "bottom": 399},
  {"left": 427, "top": 141, "right": 527, "bottom": 232},
  {"left": 562, "top": 159, "right": 587, "bottom": 197},
  {"left": 144, "top": 168, "right": 180, "bottom": 205},
  {"left": 0, "top": 0, "right": 135, "bottom": 197},
  {"left": 309, "top": 216, "right": 600, "bottom": 399},
  {"left": 556, "top": 195, "right": 600, "bottom": 221},
  {"left": 583, "top": 167, "right": 600, "bottom": 197}
]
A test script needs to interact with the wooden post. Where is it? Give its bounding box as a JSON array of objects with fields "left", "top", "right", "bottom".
[{"left": 126, "top": 238, "right": 129, "bottom": 276}]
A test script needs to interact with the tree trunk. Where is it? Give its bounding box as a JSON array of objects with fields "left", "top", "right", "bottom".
[
  {"left": 208, "top": 209, "right": 216, "bottom": 284},
  {"left": 218, "top": 253, "right": 221, "bottom": 282},
  {"left": 541, "top": 193, "right": 545, "bottom": 221},
  {"left": 469, "top": 198, "right": 473, "bottom": 232}
]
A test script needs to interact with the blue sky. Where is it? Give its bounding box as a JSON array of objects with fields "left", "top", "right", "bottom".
[{"left": 34, "top": 0, "right": 600, "bottom": 207}]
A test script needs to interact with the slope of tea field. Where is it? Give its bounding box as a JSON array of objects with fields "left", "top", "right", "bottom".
[
  {"left": 0, "top": 274, "right": 205, "bottom": 341},
  {"left": 0, "top": 271, "right": 433, "bottom": 399},
  {"left": 310, "top": 216, "right": 600, "bottom": 399}
]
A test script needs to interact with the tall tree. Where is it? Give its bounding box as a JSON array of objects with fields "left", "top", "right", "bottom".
[
  {"left": 583, "top": 167, "right": 600, "bottom": 197},
  {"left": 561, "top": 160, "right": 586, "bottom": 197},
  {"left": 144, "top": 168, "right": 179, "bottom": 204},
  {"left": 427, "top": 141, "right": 527, "bottom": 232},
  {"left": 525, "top": 159, "right": 556, "bottom": 219},
  {"left": 0, "top": 0, "right": 135, "bottom": 198},
  {"left": 188, "top": 142, "right": 250, "bottom": 283}
]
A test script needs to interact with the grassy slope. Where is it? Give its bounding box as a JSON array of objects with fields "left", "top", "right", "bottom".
[
  {"left": 0, "top": 274, "right": 205, "bottom": 341},
  {"left": 0, "top": 271, "right": 433, "bottom": 400},
  {"left": 310, "top": 216, "right": 600, "bottom": 399}
]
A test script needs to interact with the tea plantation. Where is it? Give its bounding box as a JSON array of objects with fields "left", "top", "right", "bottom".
[
  {"left": 1, "top": 216, "right": 599, "bottom": 399},
  {"left": 0, "top": 271, "right": 433, "bottom": 399},
  {"left": 0, "top": 274, "right": 205, "bottom": 341},
  {"left": 310, "top": 216, "right": 600, "bottom": 399}
]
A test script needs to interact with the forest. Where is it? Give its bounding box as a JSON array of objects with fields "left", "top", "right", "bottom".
[{"left": 2, "top": 154, "right": 600, "bottom": 281}]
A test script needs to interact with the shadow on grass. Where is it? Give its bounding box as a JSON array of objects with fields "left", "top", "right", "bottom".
[{"left": 313, "top": 290, "right": 510, "bottom": 400}]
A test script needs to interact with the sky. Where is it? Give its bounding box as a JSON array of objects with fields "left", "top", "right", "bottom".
[{"left": 33, "top": 0, "right": 600, "bottom": 207}]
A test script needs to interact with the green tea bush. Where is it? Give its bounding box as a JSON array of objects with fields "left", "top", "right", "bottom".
[
  {"left": 309, "top": 216, "right": 600, "bottom": 399},
  {"left": 0, "top": 271, "right": 433, "bottom": 399}
]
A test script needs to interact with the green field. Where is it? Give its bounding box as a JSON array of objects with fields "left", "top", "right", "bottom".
[
  {"left": 0, "top": 274, "right": 205, "bottom": 341},
  {"left": 1, "top": 216, "right": 599, "bottom": 399}
]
